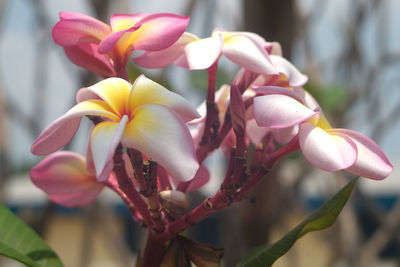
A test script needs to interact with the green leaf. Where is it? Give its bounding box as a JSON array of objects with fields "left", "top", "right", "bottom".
[
  {"left": 237, "top": 177, "right": 359, "bottom": 267},
  {"left": 0, "top": 204, "right": 64, "bottom": 267}
]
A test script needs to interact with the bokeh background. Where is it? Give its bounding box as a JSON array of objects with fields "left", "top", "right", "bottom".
[{"left": 0, "top": 0, "right": 399, "bottom": 266}]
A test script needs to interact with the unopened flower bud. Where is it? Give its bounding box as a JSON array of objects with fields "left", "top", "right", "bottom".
[{"left": 159, "top": 190, "right": 189, "bottom": 219}]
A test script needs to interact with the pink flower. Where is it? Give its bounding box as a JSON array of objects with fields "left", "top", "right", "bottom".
[
  {"left": 52, "top": 12, "right": 189, "bottom": 77},
  {"left": 31, "top": 75, "right": 200, "bottom": 183},
  {"left": 250, "top": 55, "right": 309, "bottom": 88},
  {"left": 240, "top": 62, "right": 309, "bottom": 145},
  {"left": 30, "top": 151, "right": 107, "bottom": 207},
  {"left": 134, "top": 29, "right": 282, "bottom": 74},
  {"left": 253, "top": 86, "right": 393, "bottom": 180}
]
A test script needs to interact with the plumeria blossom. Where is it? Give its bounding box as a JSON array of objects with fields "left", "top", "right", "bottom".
[
  {"left": 30, "top": 151, "right": 108, "bottom": 207},
  {"left": 31, "top": 75, "right": 200, "bottom": 183},
  {"left": 251, "top": 55, "right": 309, "bottom": 89},
  {"left": 52, "top": 12, "right": 189, "bottom": 77},
  {"left": 253, "top": 86, "right": 393, "bottom": 180},
  {"left": 244, "top": 60, "right": 308, "bottom": 145},
  {"left": 134, "top": 29, "right": 283, "bottom": 74}
]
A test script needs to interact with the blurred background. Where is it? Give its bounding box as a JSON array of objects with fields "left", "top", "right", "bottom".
[{"left": 0, "top": 0, "right": 400, "bottom": 266}]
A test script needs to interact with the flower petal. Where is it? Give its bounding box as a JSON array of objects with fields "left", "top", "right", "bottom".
[
  {"left": 175, "top": 165, "right": 210, "bottom": 192},
  {"left": 52, "top": 12, "right": 110, "bottom": 47},
  {"left": 246, "top": 118, "right": 270, "bottom": 144},
  {"left": 122, "top": 104, "right": 199, "bottom": 182},
  {"left": 100, "top": 13, "right": 189, "bottom": 54},
  {"left": 254, "top": 94, "right": 317, "bottom": 128},
  {"left": 64, "top": 43, "right": 116, "bottom": 77},
  {"left": 252, "top": 85, "right": 302, "bottom": 101},
  {"left": 109, "top": 13, "right": 149, "bottom": 32},
  {"left": 133, "top": 32, "right": 198, "bottom": 68},
  {"left": 270, "top": 126, "right": 299, "bottom": 144},
  {"left": 129, "top": 75, "right": 200, "bottom": 122},
  {"left": 91, "top": 115, "right": 128, "bottom": 181},
  {"left": 299, "top": 123, "right": 357, "bottom": 172},
  {"left": 128, "top": 13, "right": 190, "bottom": 51},
  {"left": 329, "top": 129, "right": 393, "bottom": 180},
  {"left": 77, "top": 77, "right": 132, "bottom": 117},
  {"left": 185, "top": 165, "right": 210, "bottom": 192},
  {"left": 49, "top": 190, "right": 102, "bottom": 207},
  {"left": 31, "top": 100, "right": 118, "bottom": 155},
  {"left": 270, "top": 55, "right": 308, "bottom": 87},
  {"left": 98, "top": 24, "right": 141, "bottom": 54},
  {"left": 222, "top": 33, "right": 278, "bottom": 74},
  {"left": 30, "top": 151, "right": 104, "bottom": 207},
  {"left": 184, "top": 35, "right": 223, "bottom": 70}
]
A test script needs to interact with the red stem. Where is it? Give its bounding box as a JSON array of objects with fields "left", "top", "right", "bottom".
[
  {"left": 196, "top": 62, "right": 220, "bottom": 160},
  {"left": 161, "top": 135, "right": 302, "bottom": 240},
  {"left": 106, "top": 180, "right": 146, "bottom": 225},
  {"left": 145, "top": 161, "right": 166, "bottom": 234},
  {"left": 127, "top": 148, "right": 148, "bottom": 193},
  {"left": 141, "top": 232, "right": 167, "bottom": 267},
  {"left": 196, "top": 109, "right": 232, "bottom": 163},
  {"left": 161, "top": 189, "right": 231, "bottom": 240},
  {"left": 112, "top": 148, "right": 152, "bottom": 226},
  {"left": 236, "top": 135, "right": 301, "bottom": 199}
]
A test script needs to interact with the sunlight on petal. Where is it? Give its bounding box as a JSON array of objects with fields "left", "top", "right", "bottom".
[
  {"left": 122, "top": 104, "right": 199, "bottom": 181},
  {"left": 184, "top": 35, "right": 223, "bottom": 70},
  {"left": 77, "top": 78, "right": 132, "bottom": 117},
  {"left": 128, "top": 75, "right": 199, "bottom": 121},
  {"left": 223, "top": 34, "right": 278, "bottom": 74},
  {"left": 299, "top": 123, "right": 357, "bottom": 172},
  {"left": 110, "top": 13, "right": 149, "bottom": 32},
  {"left": 67, "top": 99, "right": 120, "bottom": 121}
]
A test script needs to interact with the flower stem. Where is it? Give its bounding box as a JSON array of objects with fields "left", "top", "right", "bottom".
[
  {"left": 112, "top": 146, "right": 152, "bottom": 225},
  {"left": 197, "top": 62, "right": 220, "bottom": 160},
  {"left": 141, "top": 232, "right": 167, "bottom": 267}
]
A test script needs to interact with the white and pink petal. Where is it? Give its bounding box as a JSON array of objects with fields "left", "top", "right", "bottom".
[
  {"left": 299, "top": 123, "right": 357, "bottom": 172},
  {"left": 129, "top": 75, "right": 200, "bottom": 122},
  {"left": 133, "top": 32, "right": 198, "bottom": 68},
  {"left": 269, "top": 55, "right": 308, "bottom": 88},
  {"left": 90, "top": 115, "right": 128, "bottom": 181},
  {"left": 184, "top": 34, "right": 223, "bottom": 70},
  {"left": 222, "top": 33, "right": 278, "bottom": 74},
  {"left": 254, "top": 94, "right": 317, "bottom": 128},
  {"left": 122, "top": 104, "right": 199, "bottom": 182},
  {"left": 31, "top": 99, "right": 120, "bottom": 155},
  {"left": 329, "top": 129, "right": 393, "bottom": 180}
]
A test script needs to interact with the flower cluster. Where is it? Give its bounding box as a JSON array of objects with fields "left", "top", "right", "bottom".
[{"left": 30, "top": 11, "right": 393, "bottom": 266}]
